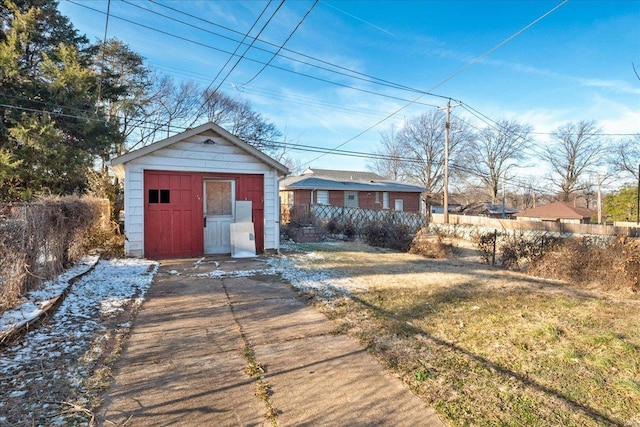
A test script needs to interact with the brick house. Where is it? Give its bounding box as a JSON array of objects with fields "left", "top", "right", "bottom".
[{"left": 280, "top": 168, "right": 427, "bottom": 215}]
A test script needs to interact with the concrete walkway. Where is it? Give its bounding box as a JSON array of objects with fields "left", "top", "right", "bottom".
[{"left": 98, "top": 256, "right": 445, "bottom": 426}]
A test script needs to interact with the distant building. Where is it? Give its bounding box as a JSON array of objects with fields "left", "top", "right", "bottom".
[
  {"left": 280, "top": 168, "right": 427, "bottom": 213},
  {"left": 514, "top": 201, "right": 596, "bottom": 224},
  {"left": 459, "top": 201, "right": 519, "bottom": 218}
]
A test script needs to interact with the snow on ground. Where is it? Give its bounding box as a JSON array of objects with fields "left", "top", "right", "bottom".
[
  {"left": 0, "top": 256, "right": 99, "bottom": 336},
  {"left": 268, "top": 244, "right": 363, "bottom": 298},
  {"left": 0, "top": 258, "right": 157, "bottom": 426},
  {"left": 0, "top": 242, "right": 354, "bottom": 425}
]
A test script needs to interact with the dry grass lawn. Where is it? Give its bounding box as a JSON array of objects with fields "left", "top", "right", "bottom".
[{"left": 285, "top": 241, "right": 640, "bottom": 427}]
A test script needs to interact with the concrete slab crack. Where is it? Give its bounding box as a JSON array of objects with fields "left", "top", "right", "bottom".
[{"left": 221, "top": 278, "right": 280, "bottom": 427}]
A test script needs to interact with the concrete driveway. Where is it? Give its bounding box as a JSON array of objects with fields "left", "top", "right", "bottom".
[{"left": 98, "top": 256, "right": 445, "bottom": 426}]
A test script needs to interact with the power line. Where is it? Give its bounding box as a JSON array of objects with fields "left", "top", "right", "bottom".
[
  {"left": 301, "top": 0, "right": 568, "bottom": 167},
  {"left": 188, "top": 0, "right": 280, "bottom": 127},
  {"left": 72, "top": 0, "right": 449, "bottom": 100},
  {"left": 430, "top": 0, "right": 569, "bottom": 93},
  {"left": 144, "top": 0, "right": 439, "bottom": 96},
  {"left": 66, "top": 0, "right": 447, "bottom": 111},
  {"left": 242, "top": 0, "right": 318, "bottom": 86}
]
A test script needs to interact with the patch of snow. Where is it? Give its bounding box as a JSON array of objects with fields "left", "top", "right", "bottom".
[
  {"left": 192, "top": 267, "right": 278, "bottom": 279},
  {"left": 267, "top": 253, "right": 352, "bottom": 298},
  {"left": 0, "top": 255, "right": 99, "bottom": 335},
  {"left": 0, "top": 257, "right": 157, "bottom": 425}
]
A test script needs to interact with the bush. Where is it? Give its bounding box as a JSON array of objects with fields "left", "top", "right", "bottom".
[
  {"left": 0, "top": 196, "right": 114, "bottom": 313},
  {"left": 363, "top": 219, "right": 412, "bottom": 252},
  {"left": 325, "top": 216, "right": 357, "bottom": 240},
  {"left": 530, "top": 236, "right": 639, "bottom": 293},
  {"left": 500, "top": 231, "right": 560, "bottom": 270},
  {"left": 473, "top": 231, "right": 498, "bottom": 265},
  {"left": 409, "top": 228, "right": 454, "bottom": 258}
]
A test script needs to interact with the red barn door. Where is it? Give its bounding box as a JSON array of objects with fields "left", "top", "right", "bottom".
[{"left": 144, "top": 171, "right": 203, "bottom": 259}]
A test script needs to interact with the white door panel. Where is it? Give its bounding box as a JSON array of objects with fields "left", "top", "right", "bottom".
[{"left": 204, "top": 180, "right": 234, "bottom": 254}]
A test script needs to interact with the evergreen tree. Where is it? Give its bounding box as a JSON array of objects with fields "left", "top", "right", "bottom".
[
  {"left": 0, "top": 0, "right": 111, "bottom": 200},
  {"left": 604, "top": 185, "right": 639, "bottom": 222}
]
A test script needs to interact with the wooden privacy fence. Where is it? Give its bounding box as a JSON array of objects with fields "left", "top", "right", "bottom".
[
  {"left": 285, "top": 204, "right": 427, "bottom": 234},
  {"left": 431, "top": 213, "right": 640, "bottom": 237}
]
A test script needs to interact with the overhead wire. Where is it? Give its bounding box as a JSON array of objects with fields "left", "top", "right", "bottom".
[
  {"left": 66, "top": 0, "right": 445, "bottom": 110},
  {"left": 48, "top": 0, "right": 625, "bottom": 192},
  {"left": 145, "top": 0, "right": 441, "bottom": 96},
  {"left": 198, "top": 1, "right": 274, "bottom": 102},
  {"left": 77, "top": 0, "right": 448, "bottom": 99},
  {"left": 301, "top": 0, "right": 568, "bottom": 166},
  {"left": 242, "top": 0, "right": 319, "bottom": 86}
]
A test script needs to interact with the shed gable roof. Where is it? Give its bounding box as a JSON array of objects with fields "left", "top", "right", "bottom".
[
  {"left": 515, "top": 201, "right": 595, "bottom": 220},
  {"left": 108, "top": 122, "right": 289, "bottom": 177}
]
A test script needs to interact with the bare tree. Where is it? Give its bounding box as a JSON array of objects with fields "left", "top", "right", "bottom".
[
  {"left": 462, "top": 119, "right": 531, "bottom": 204},
  {"left": 367, "top": 124, "right": 405, "bottom": 180},
  {"left": 613, "top": 133, "right": 640, "bottom": 182},
  {"left": 396, "top": 110, "right": 470, "bottom": 193},
  {"left": 541, "top": 120, "right": 608, "bottom": 201},
  {"left": 201, "top": 89, "right": 280, "bottom": 153},
  {"left": 153, "top": 77, "right": 201, "bottom": 139}
]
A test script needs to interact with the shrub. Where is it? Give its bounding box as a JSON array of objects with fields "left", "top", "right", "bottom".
[
  {"left": 409, "top": 228, "right": 454, "bottom": 258},
  {"left": 363, "top": 219, "right": 412, "bottom": 252},
  {"left": 530, "top": 236, "right": 639, "bottom": 293},
  {"left": 473, "top": 231, "right": 498, "bottom": 265},
  {"left": 0, "top": 196, "right": 113, "bottom": 313},
  {"left": 324, "top": 216, "right": 357, "bottom": 240},
  {"left": 500, "top": 231, "right": 560, "bottom": 270}
]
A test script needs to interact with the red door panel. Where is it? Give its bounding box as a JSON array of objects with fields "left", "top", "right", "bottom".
[{"left": 144, "top": 171, "right": 203, "bottom": 259}]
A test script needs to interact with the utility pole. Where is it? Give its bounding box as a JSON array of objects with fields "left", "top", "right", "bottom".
[
  {"left": 444, "top": 100, "right": 450, "bottom": 224},
  {"left": 597, "top": 174, "right": 602, "bottom": 224},
  {"left": 501, "top": 172, "right": 506, "bottom": 219}
]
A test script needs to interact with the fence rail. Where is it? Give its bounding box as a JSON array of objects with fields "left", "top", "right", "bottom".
[{"left": 431, "top": 213, "right": 640, "bottom": 237}]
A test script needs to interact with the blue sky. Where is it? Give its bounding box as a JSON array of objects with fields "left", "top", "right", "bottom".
[{"left": 59, "top": 0, "right": 640, "bottom": 175}]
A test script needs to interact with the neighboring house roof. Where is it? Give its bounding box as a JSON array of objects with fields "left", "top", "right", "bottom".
[
  {"left": 301, "top": 168, "right": 385, "bottom": 181},
  {"left": 515, "top": 201, "right": 596, "bottom": 221},
  {"left": 280, "top": 168, "right": 427, "bottom": 193},
  {"left": 109, "top": 121, "right": 289, "bottom": 178},
  {"left": 461, "top": 201, "right": 519, "bottom": 216}
]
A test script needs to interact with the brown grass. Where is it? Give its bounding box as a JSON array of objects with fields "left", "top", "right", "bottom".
[{"left": 290, "top": 241, "right": 640, "bottom": 427}]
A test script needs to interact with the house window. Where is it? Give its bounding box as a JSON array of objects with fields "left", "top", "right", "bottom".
[
  {"left": 395, "top": 199, "right": 404, "bottom": 212},
  {"left": 148, "top": 189, "right": 170, "bottom": 204},
  {"left": 317, "top": 190, "right": 329, "bottom": 205},
  {"left": 382, "top": 192, "right": 389, "bottom": 209},
  {"left": 375, "top": 192, "right": 380, "bottom": 203},
  {"left": 344, "top": 191, "right": 358, "bottom": 208}
]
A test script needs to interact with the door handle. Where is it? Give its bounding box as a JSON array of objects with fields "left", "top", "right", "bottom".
[{"left": 204, "top": 217, "right": 207, "bottom": 228}]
